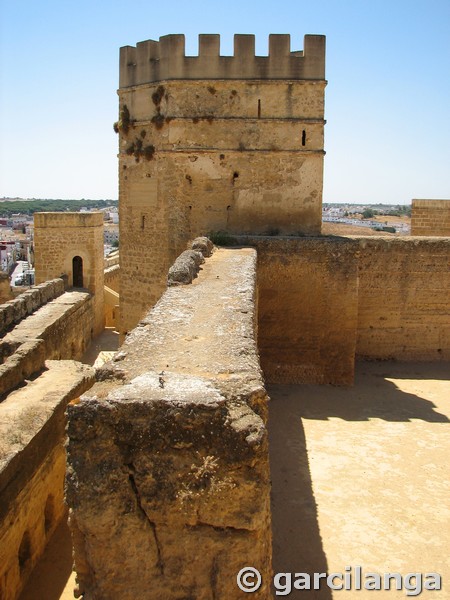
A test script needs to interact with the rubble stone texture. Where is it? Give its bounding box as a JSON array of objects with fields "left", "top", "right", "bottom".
[{"left": 66, "top": 248, "right": 272, "bottom": 599}]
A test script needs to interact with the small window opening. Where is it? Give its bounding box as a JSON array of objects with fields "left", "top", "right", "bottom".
[
  {"left": 72, "top": 256, "right": 83, "bottom": 288},
  {"left": 257, "top": 99, "right": 261, "bottom": 119},
  {"left": 302, "top": 129, "right": 306, "bottom": 146},
  {"left": 141, "top": 215, "right": 146, "bottom": 230},
  {"left": 18, "top": 531, "right": 32, "bottom": 572},
  {"left": 233, "top": 171, "right": 239, "bottom": 180}
]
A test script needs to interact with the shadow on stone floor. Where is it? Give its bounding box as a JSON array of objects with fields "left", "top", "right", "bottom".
[
  {"left": 269, "top": 396, "right": 333, "bottom": 599},
  {"left": 272, "top": 362, "right": 449, "bottom": 423}
]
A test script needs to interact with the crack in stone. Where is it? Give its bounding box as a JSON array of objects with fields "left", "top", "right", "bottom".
[
  {"left": 191, "top": 520, "right": 251, "bottom": 534},
  {"left": 127, "top": 466, "right": 165, "bottom": 575}
]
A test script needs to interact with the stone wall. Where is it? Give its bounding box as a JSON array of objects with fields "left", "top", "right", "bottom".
[
  {"left": 34, "top": 212, "right": 105, "bottom": 335},
  {"left": 104, "top": 264, "right": 119, "bottom": 293},
  {"left": 255, "top": 237, "right": 359, "bottom": 385},
  {"left": 0, "top": 361, "right": 95, "bottom": 600},
  {"left": 356, "top": 237, "right": 450, "bottom": 360},
  {"left": 118, "top": 33, "right": 326, "bottom": 336},
  {"left": 244, "top": 235, "right": 450, "bottom": 385},
  {"left": 66, "top": 246, "right": 272, "bottom": 599},
  {"left": 411, "top": 199, "right": 450, "bottom": 235}
]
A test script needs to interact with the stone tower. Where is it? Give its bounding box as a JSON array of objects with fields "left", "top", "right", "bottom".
[
  {"left": 117, "top": 33, "right": 326, "bottom": 335},
  {"left": 34, "top": 212, "right": 105, "bottom": 335}
]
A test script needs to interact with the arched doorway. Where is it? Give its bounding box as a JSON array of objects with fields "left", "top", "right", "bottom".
[{"left": 72, "top": 256, "right": 83, "bottom": 287}]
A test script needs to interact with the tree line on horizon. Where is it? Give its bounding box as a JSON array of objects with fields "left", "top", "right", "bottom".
[{"left": 0, "top": 199, "right": 118, "bottom": 217}]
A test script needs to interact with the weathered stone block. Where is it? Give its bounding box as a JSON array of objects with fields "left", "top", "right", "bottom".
[
  {"left": 191, "top": 236, "right": 214, "bottom": 257},
  {"left": 167, "top": 249, "right": 205, "bottom": 286}
]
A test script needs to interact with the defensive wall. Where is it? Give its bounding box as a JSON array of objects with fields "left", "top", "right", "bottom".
[
  {"left": 411, "top": 199, "right": 450, "bottom": 236},
  {"left": 34, "top": 212, "right": 105, "bottom": 336},
  {"left": 254, "top": 236, "right": 450, "bottom": 385},
  {"left": 118, "top": 34, "right": 326, "bottom": 335},
  {"left": 66, "top": 232, "right": 450, "bottom": 597},
  {"left": 0, "top": 280, "right": 97, "bottom": 599},
  {"left": 66, "top": 241, "right": 272, "bottom": 600}
]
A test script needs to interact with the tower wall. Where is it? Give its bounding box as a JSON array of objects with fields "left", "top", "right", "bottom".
[
  {"left": 34, "top": 213, "right": 105, "bottom": 335},
  {"left": 118, "top": 34, "right": 326, "bottom": 335}
]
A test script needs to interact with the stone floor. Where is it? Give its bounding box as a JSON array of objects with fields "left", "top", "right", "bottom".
[
  {"left": 269, "top": 361, "right": 450, "bottom": 599},
  {"left": 20, "top": 360, "right": 449, "bottom": 599}
]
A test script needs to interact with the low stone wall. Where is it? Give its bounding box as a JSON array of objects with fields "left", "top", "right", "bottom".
[
  {"left": 0, "top": 279, "right": 65, "bottom": 337},
  {"left": 66, "top": 246, "right": 272, "bottom": 599},
  {"left": 0, "top": 360, "right": 95, "bottom": 600},
  {"left": 0, "top": 291, "right": 94, "bottom": 399}
]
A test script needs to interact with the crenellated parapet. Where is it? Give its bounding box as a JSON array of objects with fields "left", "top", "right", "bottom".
[{"left": 120, "top": 34, "right": 325, "bottom": 88}]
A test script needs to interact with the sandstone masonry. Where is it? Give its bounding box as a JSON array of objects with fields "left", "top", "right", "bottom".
[
  {"left": 118, "top": 34, "right": 326, "bottom": 335},
  {"left": 34, "top": 213, "right": 105, "bottom": 335},
  {"left": 411, "top": 199, "right": 450, "bottom": 235}
]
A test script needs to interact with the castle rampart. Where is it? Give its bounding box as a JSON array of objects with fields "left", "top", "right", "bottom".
[
  {"left": 120, "top": 34, "right": 325, "bottom": 87},
  {"left": 253, "top": 235, "right": 450, "bottom": 384},
  {"left": 66, "top": 244, "right": 272, "bottom": 599}
]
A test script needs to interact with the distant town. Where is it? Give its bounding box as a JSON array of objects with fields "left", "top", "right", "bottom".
[
  {"left": 322, "top": 202, "right": 411, "bottom": 235},
  {"left": 0, "top": 197, "right": 411, "bottom": 288}
]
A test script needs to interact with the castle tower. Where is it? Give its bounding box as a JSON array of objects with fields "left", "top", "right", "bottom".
[
  {"left": 117, "top": 33, "right": 326, "bottom": 335},
  {"left": 34, "top": 212, "right": 105, "bottom": 335}
]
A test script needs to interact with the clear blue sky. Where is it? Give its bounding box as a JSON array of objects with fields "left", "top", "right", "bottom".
[{"left": 0, "top": 0, "right": 449, "bottom": 204}]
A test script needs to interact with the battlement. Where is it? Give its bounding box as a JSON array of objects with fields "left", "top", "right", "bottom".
[{"left": 120, "top": 34, "right": 325, "bottom": 88}]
